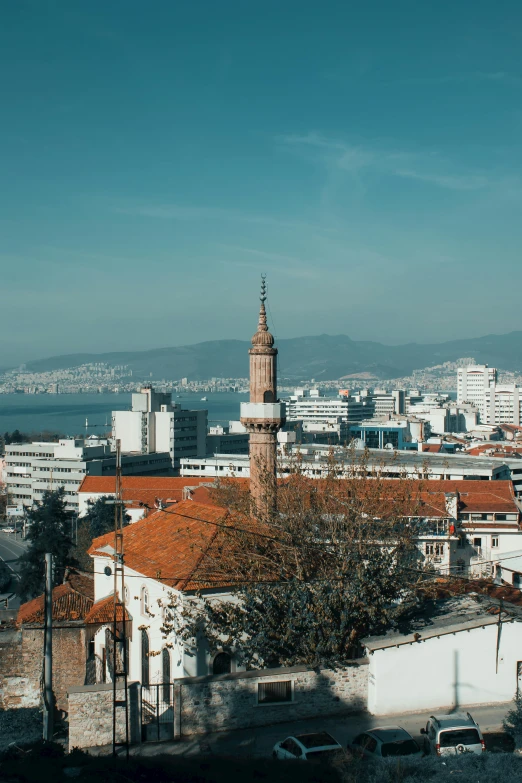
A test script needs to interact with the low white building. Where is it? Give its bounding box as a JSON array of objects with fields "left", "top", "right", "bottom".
[
  {"left": 284, "top": 390, "right": 374, "bottom": 425},
  {"left": 206, "top": 424, "right": 249, "bottom": 455},
  {"left": 5, "top": 438, "right": 171, "bottom": 512},
  {"left": 364, "top": 594, "right": 522, "bottom": 715},
  {"left": 87, "top": 500, "right": 242, "bottom": 685}
]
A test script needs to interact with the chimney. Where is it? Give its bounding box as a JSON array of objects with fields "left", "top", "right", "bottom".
[{"left": 444, "top": 491, "right": 459, "bottom": 520}]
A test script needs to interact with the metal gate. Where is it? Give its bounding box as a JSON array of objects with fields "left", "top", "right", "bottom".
[{"left": 141, "top": 683, "right": 174, "bottom": 741}]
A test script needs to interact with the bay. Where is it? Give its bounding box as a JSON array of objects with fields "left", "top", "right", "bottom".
[{"left": 0, "top": 392, "right": 249, "bottom": 437}]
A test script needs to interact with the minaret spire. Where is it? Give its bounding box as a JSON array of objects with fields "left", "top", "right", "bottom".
[
  {"left": 258, "top": 274, "right": 268, "bottom": 331},
  {"left": 240, "top": 276, "right": 286, "bottom": 517}
]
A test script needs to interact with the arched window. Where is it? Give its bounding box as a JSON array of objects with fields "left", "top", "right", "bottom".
[
  {"left": 212, "top": 652, "right": 232, "bottom": 675},
  {"left": 141, "top": 587, "right": 149, "bottom": 615},
  {"left": 162, "top": 648, "right": 171, "bottom": 703},
  {"left": 141, "top": 629, "right": 150, "bottom": 686},
  {"left": 263, "top": 390, "right": 274, "bottom": 403},
  {"left": 123, "top": 585, "right": 129, "bottom": 605}
]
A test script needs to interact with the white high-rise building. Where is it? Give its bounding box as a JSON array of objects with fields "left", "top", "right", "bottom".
[
  {"left": 457, "top": 366, "right": 522, "bottom": 426},
  {"left": 112, "top": 386, "right": 207, "bottom": 470},
  {"left": 457, "top": 365, "right": 497, "bottom": 422},
  {"left": 484, "top": 385, "right": 522, "bottom": 426}
]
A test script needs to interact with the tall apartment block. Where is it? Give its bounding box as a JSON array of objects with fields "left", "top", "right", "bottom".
[
  {"left": 457, "top": 365, "right": 497, "bottom": 422},
  {"left": 112, "top": 386, "right": 207, "bottom": 470}
]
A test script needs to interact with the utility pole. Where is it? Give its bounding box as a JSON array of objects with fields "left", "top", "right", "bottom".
[
  {"left": 43, "top": 552, "right": 54, "bottom": 741},
  {"left": 112, "top": 440, "right": 129, "bottom": 758}
]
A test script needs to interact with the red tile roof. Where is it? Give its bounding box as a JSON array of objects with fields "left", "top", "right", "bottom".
[
  {"left": 85, "top": 481, "right": 520, "bottom": 594},
  {"left": 414, "top": 480, "right": 519, "bottom": 516},
  {"left": 78, "top": 476, "right": 218, "bottom": 510},
  {"left": 84, "top": 594, "right": 130, "bottom": 624},
  {"left": 467, "top": 444, "right": 522, "bottom": 458},
  {"left": 421, "top": 444, "right": 443, "bottom": 453},
  {"left": 88, "top": 500, "right": 267, "bottom": 591},
  {"left": 17, "top": 570, "right": 94, "bottom": 625}
]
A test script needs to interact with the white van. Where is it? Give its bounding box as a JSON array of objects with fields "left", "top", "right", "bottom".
[{"left": 421, "top": 713, "right": 485, "bottom": 756}]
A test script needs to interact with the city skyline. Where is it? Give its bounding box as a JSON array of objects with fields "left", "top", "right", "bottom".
[{"left": 2, "top": 1, "right": 522, "bottom": 366}]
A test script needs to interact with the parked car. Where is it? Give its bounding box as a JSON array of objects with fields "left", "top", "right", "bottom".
[
  {"left": 1, "top": 527, "right": 16, "bottom": 534},
  {"left": 348, "top": 726, "right": 422, "bottom": 760},
  {"left": 273, "top": 731, "right": 344, "bottom": 761},
  {"left": 421, "top": 713, "right": 485, "bottom": 756}
]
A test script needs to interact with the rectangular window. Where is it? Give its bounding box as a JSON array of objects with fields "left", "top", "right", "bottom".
[
  {"left": 492, "top": 537, "right": 499, "bottom": 548},
  {"left": 425, "top": 543, "right": 434, "bottom": 556},
  {"left": 258, "top": 681, "right": 292, "bottom": 704}
]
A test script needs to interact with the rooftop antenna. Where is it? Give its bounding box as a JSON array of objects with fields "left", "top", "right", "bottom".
[{"left": 112, "top": 439, "right": 129, "bottom": 758}]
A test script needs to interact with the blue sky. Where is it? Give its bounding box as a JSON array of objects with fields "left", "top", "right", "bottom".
[{"left": 2, "top": 0, "right": 522, "bottom": 365}]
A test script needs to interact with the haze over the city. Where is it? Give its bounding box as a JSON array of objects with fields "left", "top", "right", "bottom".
[{"left": 2, "top": 0, "right": 522, "bottom": 366}]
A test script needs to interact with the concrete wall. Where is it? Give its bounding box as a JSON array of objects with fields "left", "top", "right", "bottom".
[
  {"left": 68, "top": 682, "right": 141, "bottom": 749},
  {"left": 0, "top": 626, "right": 87, "bottom": 712},
  {"left": 175, "top": 661, "right": 368, "bottom": 737},
  {"left": 367, "top": 619, "right": 522, "bottom": 716}
]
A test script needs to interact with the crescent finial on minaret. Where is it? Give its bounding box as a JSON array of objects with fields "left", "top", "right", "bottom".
[
  {"left": 252, "top": 274, "right": 273, "bottom": 344},
  {"left": 260, "top": 273, "right": 267, "bottom": 304}
]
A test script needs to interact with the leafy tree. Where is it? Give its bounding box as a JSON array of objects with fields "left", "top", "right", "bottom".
[
  {"left": 0, "top": 559, "right": 11, "bottom": 592},
  {"left": 503, "top": 692, "right": 522, "bottom": 751},
  {"left": 3, "top": 430, "right": 31, "bottom": 445},
  {"left": 73, "top": 496, "right": 130, "bottom": 572},
  {"left": 163, "top": 449, "right": 427, "bottom": 668},
  {"left": 17, "top": 488, "right": 76, "bottom": 601}
]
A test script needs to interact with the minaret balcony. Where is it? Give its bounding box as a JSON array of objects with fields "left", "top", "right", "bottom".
[{"left": 240, "top": 401, "right": 286, "bottom": 427}]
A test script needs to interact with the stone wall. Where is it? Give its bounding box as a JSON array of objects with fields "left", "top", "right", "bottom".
[
  {"left": 68, "top": 682, "right": 141, "bottom": 750},
  {"left": 0, "top": 625, "right": 87, "bottom": 712},
  {"left": 175, "top": 660, "right": 368, "bottom": 737},
  {"left": 0, "top": 629, "right": 40, "bottom": 710}
]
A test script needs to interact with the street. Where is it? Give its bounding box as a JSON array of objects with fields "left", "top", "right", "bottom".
[
  {"left": 95, "top": 701, "right": 513, "bottom": 759},
  {"left": 0, "top": 530, "right": 29, "bottom": 611}
]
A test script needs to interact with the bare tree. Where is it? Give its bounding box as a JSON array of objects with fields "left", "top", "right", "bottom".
[{"left": 162, "top": 448, "right": 429, "bottom": 668}]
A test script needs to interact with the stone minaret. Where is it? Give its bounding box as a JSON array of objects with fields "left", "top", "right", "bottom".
[{"left": 240, "top": 276, "right": 286, "bottom": 515}]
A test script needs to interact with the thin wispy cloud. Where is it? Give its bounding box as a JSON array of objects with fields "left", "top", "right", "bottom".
[
  {"left": 395, "top": 169, "right": 488, "bottom": 191},
  {"left": 397, "top": 71, "right": 522, "bottom": 87},
  {"left": 220, "top": 244, "right": 320, "bottom": 280},
  {"left": 115, "top": 204, "right": 320, "bottom": 232},
  {"left": 279, "top": 132, "right": 489, "bottom": 191}
]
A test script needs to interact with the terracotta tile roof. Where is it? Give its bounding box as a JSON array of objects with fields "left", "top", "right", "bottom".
[
  {"left": 84, "top": 594, "right": 130, "bottom": 624},
  {"left": 467, "top": 444, "right": 522, "bottom": 458},
  {"left": 78, "top": 476, "right": 219, "bottom": 510},
  {"left": 311, "top": 479, "right": 519, "bottom": 518},
  {"left": 17, "top": 570, "right": 94, "bottom": 626},
  {"left": 86, "top": 481, "right": 519, "bottom": 593},
  {"left": 422, "top": 444, "right": 443, "bottom": 453},
  {"left": 88, "top": 500, "right": 268, "bottom": 591},
  {"left": 416, "top": 481, "right": 519, "bottom": 516}
]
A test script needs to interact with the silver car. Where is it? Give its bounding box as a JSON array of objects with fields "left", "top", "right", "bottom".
[
  {"left": 420, "top": 713, "right": 485, "bottom": 756},
  {"left": 273, "top": 731, "right": 344, "bottom": 761},
  {"left": 349, "top": 726, "right": 423, "bottom": 759}
]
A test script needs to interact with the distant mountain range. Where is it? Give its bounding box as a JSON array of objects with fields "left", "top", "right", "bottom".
[{"left": 19, "top": 331, "right": 522, "bottom": 381}]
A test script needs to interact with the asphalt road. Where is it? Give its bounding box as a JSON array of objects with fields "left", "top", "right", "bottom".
[
  {"left": 0, "top": 530, "right": 29, "bottom": 610},
  {"left": 108, "top": 701, "right": 513, "bottom": 759}
]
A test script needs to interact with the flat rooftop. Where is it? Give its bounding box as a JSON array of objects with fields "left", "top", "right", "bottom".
[{"left": 363, "top": 595, "right": 518, "bottom": 652}]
